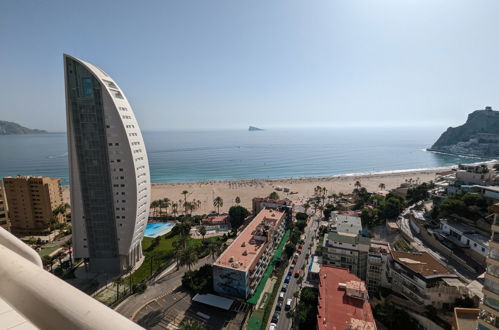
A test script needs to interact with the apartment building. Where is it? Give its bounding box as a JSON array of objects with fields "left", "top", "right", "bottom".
[
  {"left": 440, "top": 219, "right": 489, "bottom": 264},
  {"left": 479, "top": 203, "right": 499, "bottom": 329},
  {"left": 366, "top": 241, "right": 391, "bottom": 293},
  {"left": 455, "top": 164, "right": 495, "bottom": 186},
  {"left": 389, "top": 251, "right": 463, "bottom": 308},
  {"left": 0, "top": 181, "right": 11, "bottom": 232},
  {"left": 316, "top": 266, "right": 376, "bottom": 330},
  {"left": 252, "top": 197, "right": 292, "bottom": 217},
  {"left": 213, "top": 208, "right": 286, "bottom": 299},
  {"left": 322, "top": 231, "right": 370, "bottom": 281},
  {"left": 3, "top": 176, "right": 63, "bottom": 236}
]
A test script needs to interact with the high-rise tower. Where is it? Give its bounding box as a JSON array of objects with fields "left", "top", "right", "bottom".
[{"left": 64, "top": 54, "right": 150, "bottom": 274}]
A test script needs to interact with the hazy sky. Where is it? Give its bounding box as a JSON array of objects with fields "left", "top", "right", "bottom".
[{"left": 1, "top": 0, "right": 499, "bottom": 131}]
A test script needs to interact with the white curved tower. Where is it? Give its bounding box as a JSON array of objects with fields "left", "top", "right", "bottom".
[{"left": 64, "top": 54, "right": 150, "bottom": 274}]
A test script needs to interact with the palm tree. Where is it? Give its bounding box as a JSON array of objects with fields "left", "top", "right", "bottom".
[
  {"left": 378, "top": 183, "right": 386, "bottom": 191},
  {"left": 181, "top": 190, "right": 189, "bottom": 213},
  {"left": 172, "top": 202, "right": 178, "bottom": 217},
  {"left": 113, "top": 276, "right": 124, "bottom": 301},
  {"left": 64, "top": 238, "right": 73, "bottom": 267},
  {"left": 213, "top": 196, "right": 223, "bottom": 214},
  {"left": 162, "top": 198, "right": 171, "bottom": 215},
  {"left": 150, "top": 200, "right": 159, "bottom": 217},
  {"left": 172, "top": 240, "right": 182, "bottom": 269},
  {"left": 199, "top": 225, "right": 207, "bottom": 241},
  {"left": 235, "top": 196, "right": 241, "bottom": 205},
  {"left": 42, "top": 255, "right": 54, "bottom": 272},
  {"left": 180, "top": 245, "right": 198, "bottom": 271},
  {"left": 208, "top": 241, "right": 220, "bottom": 260},
  {"left": 304, "top": 203, "right": 310, "bottom": 214},
  {"left": 354, "top": 180, "right": 362, "bottom": 189},
  {"left": 180, "top": 319, "right": 204, "bottom": 330}
]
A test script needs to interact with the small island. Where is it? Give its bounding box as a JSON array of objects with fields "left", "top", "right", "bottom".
[
  {"left": 0, "top": 120, "right": 47, "bottom": 135},
  {"left": 248, "top": 126, "right": 264, "bottom": 131}
]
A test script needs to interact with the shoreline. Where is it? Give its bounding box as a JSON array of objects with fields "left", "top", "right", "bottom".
[{"left": 62, "top": 167, "right": 453, "bottom": 215}]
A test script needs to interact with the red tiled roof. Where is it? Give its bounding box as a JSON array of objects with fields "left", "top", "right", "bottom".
[
  {"left": 317, "top": 266, "right": 376, "bottom": 330},
  {"left": 201, "top": 215, "right": 229, "bottom": 225},
  {"left": 391, "top": 251, "right": 453, "bottom": 278}
]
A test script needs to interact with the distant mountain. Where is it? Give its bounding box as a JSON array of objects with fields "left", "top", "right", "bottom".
[
  {"left": 0, "top": 121, "right": 47, "bottom": 135},
  {"left": 248, "top": 126, "right": 264, "bottom": 131},
  {"left": 429, "top": 106, "right": 499, "bottom": 157}
]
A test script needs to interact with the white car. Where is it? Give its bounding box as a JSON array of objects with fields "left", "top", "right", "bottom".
[
  {"left": 285, "top": 298, "right": 293, "bottom": 310},
  {"left": 269, "top": 323, "right": 277, "bottom": 330}
]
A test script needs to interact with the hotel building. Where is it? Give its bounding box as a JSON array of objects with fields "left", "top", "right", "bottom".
[
  {"left": 3, "top": 176, "right": 63, "bottom": 236},
  {"left": 0, "top": 181, "right": 10, "bottom": 232},
  {"left": 64, "top": 54, "right": 150, "bottom": 274},
  {"left": 317, "top": 265, "right": 376, "bottom": 330},
  {"left": 213, "top": 208, "right": 286, "bottom": 299},
  {"left": 479, "top": 203, "right": 499, "bottom": 329}
]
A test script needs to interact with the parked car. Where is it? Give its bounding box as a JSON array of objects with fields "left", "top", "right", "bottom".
[
  {"left": 269, "top": 323, "right": 277, "bottom": 330},
  {"left": 294, "top": 269, "right": 301, "bottom": 278},
  {"left": 276, "top": 300, "right": 283, "bottom": 311},
  {"left": 279, "top": 291, "right": 285, "bottom": 301},
  {"left": 281, "top": 283, "right": 288, "bottom": 292},
  {"left": 285, "top": 298, "right": 293, "bottom": 311},
  {"left": 271, "top": 311, "right": 280, "bottom": 323},
  {"left": 284, "top": 275, "right": 291, "bottom": 283}
]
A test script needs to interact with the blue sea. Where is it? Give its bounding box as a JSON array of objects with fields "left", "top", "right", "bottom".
[{"left": 0, "top": 127, "right": 492, "bottom": 185}]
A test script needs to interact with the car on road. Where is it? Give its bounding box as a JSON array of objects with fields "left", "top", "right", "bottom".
[
  {"left": 281, "top": 283, "right": 288, "bottom": 292},
  {"left": 294, "top": 269, "right": 301, "bottom": 278},
  {"left": 279, "top": 291, "right": 285, "bottom": 301},
  {"left": 284, "top": 275, "right": 291, "bottom": 283},
  {"left": 271, "top": 311, "right": 280, "bottom": 323},
  {"left": 269, "top": 323, "right": 277, "bottom": 330},
  {"left": 285, "top": 298, "right": 293, "bottom": 310},
  {"left": 276, "top": 300, "right": 283, "bottom": 311},
  {"left": 297, "top": 247, "right": 302, "bottom": 254}
]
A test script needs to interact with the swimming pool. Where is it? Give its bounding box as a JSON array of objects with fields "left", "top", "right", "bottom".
[{"left": 144, "top": 222, "right": 176, "bottom": 238}]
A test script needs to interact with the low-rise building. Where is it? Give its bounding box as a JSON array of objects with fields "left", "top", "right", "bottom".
[
  {"left": 440, "top": 219, "right": 489, "bottom": 262},
  {"left": 456, "top": 164, "right": 495, "bottom": 186},
  {"left": 213, "top": 208, "right": 286, "bottom": 299},
  {"left": 0, "top": 181, "right": 11, "bottom": 232},
  {"left": 201, "top": 214, "right": 230, "bottom": 231},
  {"left": 366, "top": 241, "right": 391, "bottom": 293},
  {"left": 3, "top": 176, "right": 64, "bottom": 236},
  {"left": 389, "top": 251, "right": 463, "bottom": 307},
  {"left": 322, "top": 231, "right": 370, "bottom": 281},
  {"left": 252, "top": 197, "right": 292, "bottom": 216},
  {"left": 317, "top": 266, "right": 376, "bottom": 330},
  {"left": 331, "top": 213, "right": 363, "bottom": 235}
]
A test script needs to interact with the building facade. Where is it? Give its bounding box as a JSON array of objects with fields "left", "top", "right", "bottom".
[
  {"left": 0, "top": 181, "right": 10, "bottom": 232},
  {"left": 478, "top": 203, "right": 499, "bottom": 329},
  {"left": 316, "top": 266, "right": 376, "bottom": 330},
  {"left": 64, "top": 54, "right": 150, "bottom": 274},
  {"left": 366, "top": 241, "right": 391, "bottom": 293},
  {"left": 440, "top": 219, "right": 489, "bottom": 261},
  {"left": 3, "top": 176, "right": 63, "bottom": 235},
  {"left": 322, "top": 231, "right": 370, "bottom": 281},
  {"left": 213, "top": 209, "right": 286, "bottom": 299}
]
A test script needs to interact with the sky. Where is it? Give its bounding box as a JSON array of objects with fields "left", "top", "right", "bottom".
[{"left": 1, "top": 0, "right": 499, "bottom": 131}]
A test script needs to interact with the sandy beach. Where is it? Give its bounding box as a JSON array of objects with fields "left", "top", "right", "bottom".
[{"left": 62, "top": 168, "right": 447, "bottom": 215}]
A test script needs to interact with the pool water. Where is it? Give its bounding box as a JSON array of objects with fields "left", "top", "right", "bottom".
[{"left": 144, "top": 222, "right": 176, "bottom": 238}]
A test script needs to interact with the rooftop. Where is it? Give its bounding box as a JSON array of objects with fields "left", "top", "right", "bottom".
[
  {"left": 453, "top": 308, "right": 479, "bottom": 330},
  {"left": 201, "top": 215, "right": 229, "bottom": 225},
  {"left": 334, "top": 214, "right": 362, "bottom": 235},
  {"left": 317, "top": 266, "right": 376, "bottom": 330},
  {"left": 391, "top": 251, "right": 455, "bottom": 278},
  {"left": 327, "top": 232, "right": 371, "bottom": 246},
  {"left": 214, "top": 208, "right": 285, "bottom": 272}
]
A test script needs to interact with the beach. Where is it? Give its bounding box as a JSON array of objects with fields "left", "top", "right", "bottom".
[{"left": 62, "top": 168, "right": 446, "bottom": 215}]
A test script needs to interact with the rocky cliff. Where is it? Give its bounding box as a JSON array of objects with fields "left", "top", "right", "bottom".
[
  {"left": 429, "top": 107, "right": 499, "bottom": 157},
  {"left": 0, "top": 121, "right": 47, "bottom": 135}
]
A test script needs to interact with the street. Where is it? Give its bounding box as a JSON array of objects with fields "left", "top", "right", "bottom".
[{"left": 267, "top": 216, "right": 318, "bottom": 330}]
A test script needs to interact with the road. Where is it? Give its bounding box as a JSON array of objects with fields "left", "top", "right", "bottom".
[
  {"left": 267, "top": 217, "right": 318, "bottom": 330},
  {"left": 115, "top": 256, "right": 212, "bottom": 319}
]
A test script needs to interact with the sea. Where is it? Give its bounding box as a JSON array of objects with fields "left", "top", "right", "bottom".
[{"left": 0, "top": 127, "right": 493, "bottom": 186}]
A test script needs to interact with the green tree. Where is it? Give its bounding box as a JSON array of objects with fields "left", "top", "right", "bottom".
[
  {"left": 228, "top": 205, "right": 249, "bottom": 230},
  {"left": 180, "top": 319, "right": 204, "bottom": 330},
  {"left": 235, "top": 196, "right": 241, "bottom": 205},
  {"left": 208, "top": 241, "right": 220, "bottom": 260},
  {"left": 113, "top": 276, "right": 124, "bottom": 301},
  {"left": 213, "top": 196, "right": 223, "bottom": 214},
  {"left": 199, "top": 225, "right": 207, "bottom": 241},
  {"left": 180, "top": 245, "right": 199, "bottom": 271},
  {"left": 378, "top": 183, "right": 386, "bottom": 190},
  {"left": 42, "top": 255, "right": 54, "bottom": 271},
  {"left": 268, "top": 191, "right": 280, "bottom": 200},
  {"left": 182, "top": 190, "right": 189, "bottom": 213}
]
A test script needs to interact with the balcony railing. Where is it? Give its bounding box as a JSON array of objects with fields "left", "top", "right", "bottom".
[{"left": 0, "top": 227, "right": 142, "bottom": 329}]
